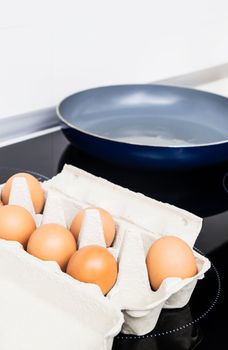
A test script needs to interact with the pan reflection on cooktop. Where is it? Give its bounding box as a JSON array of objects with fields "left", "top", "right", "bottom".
[{"left": 58, "top": 144, "right": 228, "bottom": 218}]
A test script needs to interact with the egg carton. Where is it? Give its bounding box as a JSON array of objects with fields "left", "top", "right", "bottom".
[{"left": 0, "top": 165, "right": 211, "bottom": 350}]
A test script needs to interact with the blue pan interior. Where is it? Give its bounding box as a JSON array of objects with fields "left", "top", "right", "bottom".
[{"left": 57, "top": 85, "right": 228, "bottom": 169}]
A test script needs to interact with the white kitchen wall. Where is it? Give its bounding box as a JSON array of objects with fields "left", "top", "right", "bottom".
[{"left": 0, "top": 0, "right": 228, "bottom": 119}]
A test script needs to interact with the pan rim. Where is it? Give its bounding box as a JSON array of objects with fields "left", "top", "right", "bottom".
[{"left": 56, "top": 84, "right": 228, "bottom": 149}]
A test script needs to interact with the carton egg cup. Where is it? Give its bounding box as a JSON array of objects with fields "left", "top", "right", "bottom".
[{"left": 0, "top": 164, "right": 210, "bottom": 350}]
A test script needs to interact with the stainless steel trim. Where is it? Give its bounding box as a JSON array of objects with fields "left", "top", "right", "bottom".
[
  {"left": 0, "top": 107, "right": 59, "bottom": 148},
  {"left": 154, "top": 62, "right": 228, "bottom": 87}
]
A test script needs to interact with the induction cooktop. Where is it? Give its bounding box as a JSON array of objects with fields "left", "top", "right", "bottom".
[{"left": 0, "top": 130, "right": 227, "bottom": 350}]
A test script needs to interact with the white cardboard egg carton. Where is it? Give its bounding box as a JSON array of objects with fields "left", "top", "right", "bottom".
[{"left": 0, "top": 164, "right": 211, "bottom": 350}]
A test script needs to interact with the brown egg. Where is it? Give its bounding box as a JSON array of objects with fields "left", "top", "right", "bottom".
[
  {"left": 67, "top": 245, "right": 118, "bottom": 295},
  {"left": 146, "top": 236, "right": 197, "bottom": 290},
  {"left": 1, "top": 172, "right": 45, "bottom": 213},
  {"left": 27, "top": 223, "right": 77, "bottom": 270},
  {"left": 70, "top": 207, "right": 116, "bottom": 247},
  {"left": 0, "top": 204, "right": 36, "bottom": 247}
]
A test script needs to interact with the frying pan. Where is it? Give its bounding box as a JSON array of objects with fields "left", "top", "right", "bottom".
[{"left": 57, "top": 84, "right": 228, "bottom": 169}]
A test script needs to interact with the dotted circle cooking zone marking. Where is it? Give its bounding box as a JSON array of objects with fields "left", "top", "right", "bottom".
[
  {"left": 116, "top": 248, "right": 221, "bottom": 340},
  {"left": 222, "top": 172, "right": 228, "bottom": 194},
  {"left": 0, "top": 166, "right": 49, "bottom": 182}
]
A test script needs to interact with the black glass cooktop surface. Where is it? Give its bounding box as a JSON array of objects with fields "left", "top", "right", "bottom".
[{"left": 0, "top": 130, "right": 227, "bottom": 350}]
